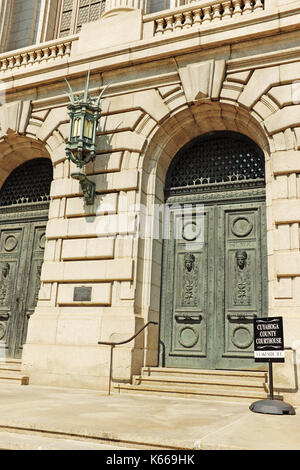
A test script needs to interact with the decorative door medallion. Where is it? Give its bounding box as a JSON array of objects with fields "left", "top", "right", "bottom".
[
  {"left": 0, "top": 159, "right": 52, "bottom": 359},
  {"left": 159, "top": 132, "right": 268, "bottom": 370}
]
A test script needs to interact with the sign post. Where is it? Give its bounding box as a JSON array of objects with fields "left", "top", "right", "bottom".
[{"left": 249, "top": 317, "right": 296, "bottom": 415}]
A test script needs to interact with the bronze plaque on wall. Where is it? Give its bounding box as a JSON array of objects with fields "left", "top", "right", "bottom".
[{"left": 73, "top": 286, "right": 92, "bottom": 302}]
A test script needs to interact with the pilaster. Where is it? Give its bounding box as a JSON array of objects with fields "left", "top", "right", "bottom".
[{"left": 0, "top": 0, "right": 14, "bottom": 53}]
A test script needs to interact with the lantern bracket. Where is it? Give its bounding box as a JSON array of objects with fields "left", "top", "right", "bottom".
[
  {"left": 71, "top": 171, "right": 95, "bottom": 206},
  {"left": 65, "top": 71, "right": 108, "bottom": 205}
]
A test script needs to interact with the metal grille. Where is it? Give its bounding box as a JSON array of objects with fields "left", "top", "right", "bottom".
[
  {"left": 59, "top": 0, "right": 74, "bottom": 37},
  {"left": 76, "top": 0, "right": 102, "bottom": 32},
  {"left": 0, "top": 159, "right": 53, "bottom": 207},
  {"left": 166, "top": 131, "right": 265, "bottom": 192},
  {"left": 59, "top": 0, "right": 105, "bottom": 37}
]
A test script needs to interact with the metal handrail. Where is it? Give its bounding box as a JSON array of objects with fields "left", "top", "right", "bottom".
[{"left": 98, "top": 321, "right": 158, "bottom": 395}]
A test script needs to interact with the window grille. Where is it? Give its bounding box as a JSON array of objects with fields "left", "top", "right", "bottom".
[
  {"left": 0, "top": 159, "right": 53, "bottom": 207},
  {"left": 165, "top": 131, "right": 265, "bottom": 193},
  {"left": 58, "top": 0, "right": 105, "bottom": 37}
]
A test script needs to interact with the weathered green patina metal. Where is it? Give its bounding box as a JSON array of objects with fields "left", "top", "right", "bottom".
[
  {"left": 0, "top": 159, "right": 52, "bottom": 359},
  {"left": 159, "top": 132, "right": 268, "bottom": 370},
  {"left": 65, "top": 71, "right": 108, "bottom": 205}
]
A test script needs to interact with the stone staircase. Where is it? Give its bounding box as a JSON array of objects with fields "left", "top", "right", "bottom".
[
  {"left": 0, "top": 359, "right": 29, "bottom": 385},
  {"left": 114, "top": 367, "right": 282, "bottom": 403}
]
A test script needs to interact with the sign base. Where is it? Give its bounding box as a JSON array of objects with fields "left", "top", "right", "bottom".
[{"left": 250, "top": 399, "right": 295, "bottom": 415}]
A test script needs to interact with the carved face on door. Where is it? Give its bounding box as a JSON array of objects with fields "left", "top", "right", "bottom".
[
  {"left": 0, "top": 262, "right": 10, "bottom": 280},
  {"left": 235, "top": 250, "right": 247, "bottom": 270},
  {"left": 184, "top": 253, "right": 195, "bottom": 272}
]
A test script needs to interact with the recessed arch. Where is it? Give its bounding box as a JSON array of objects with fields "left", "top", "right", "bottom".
[
  {"left": 0, "top": 135, "right": 51, "bottom": 190},
  {"left": 160, "top": 130, "right": 268, "bottom": 370},
  {"left": 0, "top": 158, "right": 53, "bottom": 207},
  {"left": 136, "top": 101, "right": 271, "bottom": 369},
  {"left": 0, "top": 140, "right": 53, "bottom": 359},
  {"left": 165, "top": 130, "right": 266, "bottom": 195}
]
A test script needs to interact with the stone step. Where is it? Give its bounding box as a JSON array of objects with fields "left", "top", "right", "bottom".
[
  {"left": 141, "top": 367, "right": 268, "bottom": 383},
  {"left": 114, "top": 383, "right": 278, "bottom": 403},
  {"left": 0, "top": 360, "right": 28, "bottom": 385},
  {"left": 0, "top": 376, "right": 29, "bottom": 385},
  {"left": 0, "top": 363, "right": 22, "bottom": 372},
  {"left": 133, "top": 375, "right": 268, "bottom": 392}
]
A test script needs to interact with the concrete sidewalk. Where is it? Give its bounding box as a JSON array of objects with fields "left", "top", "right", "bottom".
[{"left": 0, "top": 382, "right": 298, "bottom": 450}]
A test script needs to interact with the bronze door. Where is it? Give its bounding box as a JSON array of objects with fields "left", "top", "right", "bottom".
[
  {"left": 159, "top": 193, "right": 268, "bottom": 370},
  {"left": 0, "top": 216, "right": 47, "bottom": 359}
]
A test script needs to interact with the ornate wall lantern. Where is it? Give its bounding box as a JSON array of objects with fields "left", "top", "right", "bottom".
[{"left": 65, "top": 71, "right": 107, "bottom": 205}]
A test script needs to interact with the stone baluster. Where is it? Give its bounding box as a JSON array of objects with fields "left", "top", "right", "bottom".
[
  {"left": 222, "top": 1, "right": 232, "bottom": 19},
  {"left": 202, "top": 6, "right": 212, "bottom": 23},
  {"left": 8, "top": 56, "right": 14, "bottom": 69},
  {"left": 35, "top": 49, "right": 43, "bottom": 63},
  {"left": 232, "top": 0, "right": 243, "bottom": 15},
  {"left": 253, "top": 0, "right": 264, "bottom": 10},
  {"left": 21, "top": 53, "right": 29, "bottom": 66},
  {"left": 193, "top": 9, "right": 202, "bottom": 26},
  {"left": 0, "top": 58, "right": 8, "bottom": 71},
  {"left": 64, "top": 42, "right": 72, "bottom": 56},
  {"left": 211, "top": 3, "right": 222, "bottom": 21},
  {"left": 183, "top": 11, "right": 193, "bottom": 29},
  {"left": 164, "top": 16, "right": 174, "bottom": 33},
  {"left": 42, "top": 47, "right": 50, "bottom": 61},
  {"left": 28, "top": 51, "right": 36, "bottom": 65},
  {"left": 14, "top": 55, "right": 22, "bottom": 67},
  {"left": 155, "top": 18, "right": 165, "bottom": 35},
  {"left": 49, "top": 45, "right": 58, "bottom": 59},
  {"left": 57, "top": 44, "right": 65, "bottom": 57},
  {"left": 174, "top": 13, "right": 183, "bottom": 31},
  {"left": 243, "top": 0, "right": 253, "bottom": 14}
]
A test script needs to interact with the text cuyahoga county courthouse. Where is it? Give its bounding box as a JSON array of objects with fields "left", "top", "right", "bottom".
[{"left": 0, "top": 0, "right": 300, "bottom": 406}]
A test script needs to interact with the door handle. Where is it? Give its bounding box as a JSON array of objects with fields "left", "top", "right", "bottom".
[
  {"left": 227, "top": 313, "right": 257, "bottom": 321},
  {"left": 175, "top": 313, "right": 202, "bottom": 323}
]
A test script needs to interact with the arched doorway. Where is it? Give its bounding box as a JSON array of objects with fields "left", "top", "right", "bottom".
[
  {"left": 0, "top": 158, "right": 53, "bottom": 359},
  {"left": 159, "top": 131, "right": 268, "bottom": 370}
]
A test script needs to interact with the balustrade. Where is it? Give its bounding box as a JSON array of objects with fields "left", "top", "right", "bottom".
[
  {"left": 0, "top": 37, "right": 77, "bottom": 73},
  {"left": 152, "top": 0, "right": 264, "bottom": 36}
]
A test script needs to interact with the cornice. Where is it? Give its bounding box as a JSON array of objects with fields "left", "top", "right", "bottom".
[{"left": 0, "top": 5, "right": 300, "bottom": 100}]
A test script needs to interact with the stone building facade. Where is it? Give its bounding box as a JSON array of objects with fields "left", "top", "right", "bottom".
[{"left": 1, "top": 0, "right": 300, "bottom": 405}]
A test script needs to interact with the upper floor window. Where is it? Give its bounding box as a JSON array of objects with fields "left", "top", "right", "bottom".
[
  {"left": 149, "top": 0, "right": 170, "bottom": 13},
  {"left": 57, "top": 0, "right": 106, "bottom": 37}
]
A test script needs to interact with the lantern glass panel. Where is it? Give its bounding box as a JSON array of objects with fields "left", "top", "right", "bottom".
[
  {"left": 72, "top": 118, "right": 79, "bottom": 137},
  {"left": 83, "top": 117, "right": 93, "bottom": 139}
]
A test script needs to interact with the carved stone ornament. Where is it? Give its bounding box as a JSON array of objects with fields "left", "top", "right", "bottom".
[
  {"left": 233, "top": 250, "right": 252, "bottom": 306},
  {"left": 0, "top": 262, "right": 10, "bottom": 307},
  {"left": 0, "top": 101, "right": 31, "bottom": 136},
  {"left": 181, "top": 253, "right": 198, "bottom": 307}
]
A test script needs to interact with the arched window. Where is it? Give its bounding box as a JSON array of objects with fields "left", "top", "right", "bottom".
[
  {"left": 0, "top": 158, "right": 53, "bottom": 207},
  {"left": 57, "top": 0, "right": 106, "bottom": 37},
  {"left": 165, "top": 131, "right": 265, "bottom": 195}
]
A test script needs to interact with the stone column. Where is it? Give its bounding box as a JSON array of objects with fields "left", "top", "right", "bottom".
[
  {"left": 0, "top": 0, "right": 14, "bottom": 53},
  {"left": 103, "top": 0, "right": 147, "bottom": 16},
  {"left": 76, "top": 0, "right": 145, "bottom": 52}
]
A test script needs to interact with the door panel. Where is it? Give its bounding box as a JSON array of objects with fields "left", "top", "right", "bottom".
[
  {"left": 0, "top": 224, "right": 29, "bottom": 359},
  {"left": 215, "top": 202, "right": 268, "bottom": 369},
  {"left": 160, "top": 205, "right": 215, "bottom": 369},
  {"left": 0, "top": 219, "right": 47, "bottom": 359},
  {"left": 160, "top": 195, "right": 268, "bottom": 370}
]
